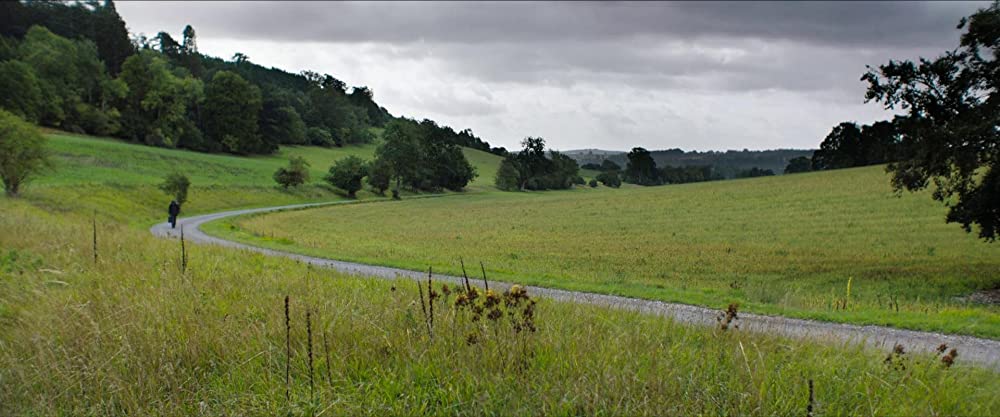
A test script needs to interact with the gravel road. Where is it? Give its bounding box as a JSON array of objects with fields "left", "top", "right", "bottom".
[{"left": 151, "top": 201, "right": 1000, "bottom": 370}]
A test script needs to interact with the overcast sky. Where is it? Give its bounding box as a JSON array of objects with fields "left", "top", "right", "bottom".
[{"left": 116, "top": 1, "right": 985, "bottom": 151}]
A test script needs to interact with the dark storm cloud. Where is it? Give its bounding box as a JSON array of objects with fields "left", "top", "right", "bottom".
[
  {"left": 122, "top": 1, "right": 985, "bottom": 94},
  {"left": 125, "top": 1, "right": 980, "bottom": 48}
]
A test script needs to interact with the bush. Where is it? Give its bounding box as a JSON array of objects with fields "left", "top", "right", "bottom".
[
  {"left": 307, "top": 127, "right": 334, "bottom": 147},
  {"left": 589, "top": 179, "right": 598, "bottom": 188},
  {"left": 273, "top": 156, "right": 310, "bottom": 189},
  {"left": 596, "top": 171, "right": 621, "bottom": 188},
  {"left": 325, "top": 156, "right": 367, "bottom": 197},
  {"left": 159, "top": 172, "right": 190, "bottom": 205},
  {"left": 0, "top": 110, "right": 49, "bottom": 196},
  {"left": 573, "top": 176, "right": 585, "bottom": 185}
]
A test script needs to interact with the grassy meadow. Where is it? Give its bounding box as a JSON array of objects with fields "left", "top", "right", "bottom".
[
  {"left": 208, "top": 166, "right": 1000, "bottom": 338},
  {"left": 2, "top": 193, "right": 999, "bottom": 415},
  {"left": 2, "top": 131, "right": 999, "bottom": 414}
]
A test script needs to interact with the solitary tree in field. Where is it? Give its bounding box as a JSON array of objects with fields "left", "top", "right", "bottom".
[
  {"left": 325, "top": 156, "right": 367, "bottom": 198},
  {"left": 0, "top": 110, "right": 48, "bottom": 197},
  {"left": 623, "top": 147, "right": 660, "bottom": 186},
  {"left": 159, "top": 172, "right": 190, "bottom": 205},
  {"left": 273, "top": 157, "right": 310, "bottom": 189},
  {"left": 862, "top": 1, "right": 1000, "bottom": 240}
]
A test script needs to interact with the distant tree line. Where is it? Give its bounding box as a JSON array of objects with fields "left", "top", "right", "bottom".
[
  {"left": 572, "top": 148, "right": 812, "bottom": 179},
  {"left": 808, "top": 118, "right": 903, "bottom": 172},
  {"left": 0, "top": 0, "right": 505, "bottom": 158}
]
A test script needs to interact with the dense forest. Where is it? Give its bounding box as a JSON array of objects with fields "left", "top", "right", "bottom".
[{"left": 0, "top": 0, "right": 505, "bottom": 157}]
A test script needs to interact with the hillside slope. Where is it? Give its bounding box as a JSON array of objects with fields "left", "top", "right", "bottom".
[{"left": 25, "top": 131, "right": 503, "bottom": 224}]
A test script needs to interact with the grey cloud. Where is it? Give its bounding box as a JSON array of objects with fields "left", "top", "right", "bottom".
[{"left": 122, "top": 1, "right": 984, "bottom": 48}]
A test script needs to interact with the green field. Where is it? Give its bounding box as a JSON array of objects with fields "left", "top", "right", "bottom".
[
  {"left": 2, "top": 131, "right": 999, "bottom": 414},
  {"left": 3, "top": 190, "right": 999, "bottom": 415},
  {"left": 209, "top": 166, "right": 1000, "bottom": 338}
]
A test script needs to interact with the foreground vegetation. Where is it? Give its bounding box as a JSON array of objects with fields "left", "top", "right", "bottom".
[
  {"left": 3, "top": 191, "right": 999, "bottom": 415},
  {"left": 210, "top": 165, "right": 1000, "bottom": 338}
]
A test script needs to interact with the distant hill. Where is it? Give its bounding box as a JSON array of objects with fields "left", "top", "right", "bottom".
[{"left": 566, "top": 148, "right": 814, "bottom": 177}]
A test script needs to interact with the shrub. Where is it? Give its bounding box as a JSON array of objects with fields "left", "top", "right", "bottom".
[
  {"left": 325, "top": 156, "right": 367, "bottom": 197},
  {"left": 589, "top": 179, "right": 598, "bottom": 188},
  {"left": 307, "top": 127, "right": 334, "bottom": 147},
  {"left": 596, "top": 171, "right": 621, "bottom": 188},
  {"left": 273, "top": 156, "right": 310, "bottom": 189},
  {"left": 159, "top": 172, "right": 190, "bottom": 205},
  {"left": 0, "top": 110, "right": 49, "bottom": 197}
]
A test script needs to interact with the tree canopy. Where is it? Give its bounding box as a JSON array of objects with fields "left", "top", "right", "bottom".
[
  {"left": 495, "top": 137, "right": 580, "bottom": 191},
  {"left": 0, "top": 2, "right": 508, "bottom": 158},
  {"left": 862, "top": 1, "right": 1000, "bottom": 241},
  {"left": 0, "top": 110, "right": 49, "bottom": 196},
  {"left": 623, "top": 147, "right": 660, "bottom": 186}
]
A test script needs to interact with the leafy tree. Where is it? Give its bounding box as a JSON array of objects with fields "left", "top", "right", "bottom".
[
  {"left": 17, "top": 25, "right": 108, "bottom": 129},
  {"left": 120, "top": 50, "right": 204, "bottom": 148},
  {"left": 0, "top": 60, "right": 43, "bottom": 122},
  {"left": 588, "top": 179, "right": 598, "bottom": 188},
  {"left": 273, "top": 156, "right": 310, "bottom": 189},
  {"left": 623, "top": 147, "right": 660, "bottom": 185},
  {"left": 496, "top": 137, "right": 579, "bottom": 191},
  {"left": 159, "top": 172, "right": 190, "bottom": 205},
  {"left": 325, "top": 156, "right": 367, "bottom": 197},
  {"left": 495, "top": 158, "right": 523, "bottom": 191},
  {"left": 260, "top": 104, "right": 306, "bottom": 145},
  {"left": 513, "top": 137, "right": 551, "bottom": 183},
  {"left": 596, "top": 171, "right": 622, "bottom": 188},
  {"left": 424, "top": 140, "right": 477, "bottom": 191},
  {"left": 203, "top": 70, "right": 266, "bottom": 154},
  {"left": 0, "top": 110, "right": 49, "bottom": 197},
  {"left": 366, "top": 157, "right": 392, "bottom": 195},
  {"left": 581, "top": 163, "right": 601, "bottom": 170},
  {"left": 306, "top": 126, "right": 334, "bottom": 147},
  {"left": 785, "top": 156, "right": 813, "bottom": 174},
  {"left": 573, "top": 175, "right": 586, "bottom": 185},
  {"left": 374, "top": 119, "right": 422, "bottom": 194},
  {"left": 862, "top": 1, "right": 1000, "bottom": 240}
]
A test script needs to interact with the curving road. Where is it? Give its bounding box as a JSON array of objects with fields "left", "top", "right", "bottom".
[{"left": 151, "top": 201, "right": 1000, "bottom": 370}]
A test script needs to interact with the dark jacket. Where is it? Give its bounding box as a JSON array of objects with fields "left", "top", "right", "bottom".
[{"left": 168, "top": 201, "right": 180, "bottom": 217}]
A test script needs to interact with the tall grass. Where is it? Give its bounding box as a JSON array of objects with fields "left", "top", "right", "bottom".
[{"left": 1, "top": 195, "right": 999, "bottom": 415}]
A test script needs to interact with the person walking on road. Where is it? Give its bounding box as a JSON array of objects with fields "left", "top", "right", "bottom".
[{"left": 168, "top": 200, "right": 181, "bottom": 229}]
